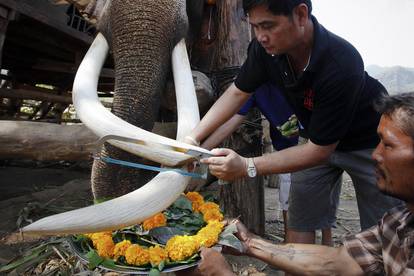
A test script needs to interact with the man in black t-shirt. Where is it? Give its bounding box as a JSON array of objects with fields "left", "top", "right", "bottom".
[{"left": 186, "top": 0, "right": 401, "bottom": 244}]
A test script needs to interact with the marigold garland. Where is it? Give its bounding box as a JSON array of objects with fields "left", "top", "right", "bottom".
[
  {"left": 185, "top": 191, "right": 205, "bottom": 212},
  {"left": 82, "top": 192, "right": 225, "bottom": 268}
]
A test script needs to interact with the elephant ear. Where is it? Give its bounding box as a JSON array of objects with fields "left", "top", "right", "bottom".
[{"left": 186, "top": 0, "right": 205, "bottom": 42}]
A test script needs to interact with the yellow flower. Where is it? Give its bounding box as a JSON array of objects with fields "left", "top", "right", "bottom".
[
  {"left": 95, "top": 234, "right": 115, "bottom": 258},
  {"left": 185, "top": 192, "right": 205, "bottom": 212},
  {"left": 195, "top": 221, "right": 224, "bottom": 247},
  {"left": 125, "top": 244, "right": 150, "bottom": 266},
  {"left": 149, "top": 245, "right": 168, "bottom": 266},
  {"left": 113, "top": 240, "right": 132, "bottom": 260},
  {"left": 166, "top": 235, "right": 200, "bottom": 261},
  {"left": 206, "top": 220, "right": 225, "bottom": 232},
  {"left": 199, "top": 202, "right": 220, "bottom": 214},
  {"left": 143, "top": 213, "right": 167, "bottom": 231}
]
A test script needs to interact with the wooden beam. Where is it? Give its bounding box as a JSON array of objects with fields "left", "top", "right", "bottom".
[
  {"left": 33, "top": 58, "right": 114, "bottom": 78},
  {"left": 0, "top": 87, "right": 112, "bottom": 107},
  {"left": 0, "top": 121, "right": 98, "bottom": 161},
  {"left": 0, "top": 87, "right": 72, "bottom": 104},
  {"left": 0, "top": 121, "right": 178, "bottom": 161}
]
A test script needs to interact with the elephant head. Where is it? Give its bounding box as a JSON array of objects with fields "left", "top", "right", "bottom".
[
  {"left": 21, "top": 0, "right": 210, "bottom": 234},
  {"left": 69, "top": 0, "right": 205, "bottom": 199}
]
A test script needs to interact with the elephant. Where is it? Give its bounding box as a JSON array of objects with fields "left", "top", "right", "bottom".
[
  {"left": 22, "top": 0, "right": 213, "bottom": 235},
  {"left": 69, "top": 0, "right": 205, "bottom": 199}
]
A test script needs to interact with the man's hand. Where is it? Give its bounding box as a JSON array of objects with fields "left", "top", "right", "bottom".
[
  {"left": 222, "top": 219, "right": 257, "bottom": 256},
  {"left": 197, "top": 248, "right": 235, "bottom": 276},
  {"left": 200, "top": 148, "right": 248, "bottom": 181}
]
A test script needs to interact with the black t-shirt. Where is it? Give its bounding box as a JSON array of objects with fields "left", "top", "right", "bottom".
[{"left": 235, "top": 16, "right": 386, "bottom": 151}]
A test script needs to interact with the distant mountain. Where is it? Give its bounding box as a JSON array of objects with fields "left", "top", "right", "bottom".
[{"left": 366, "top": 65, "right": 414, "bottom": 95}]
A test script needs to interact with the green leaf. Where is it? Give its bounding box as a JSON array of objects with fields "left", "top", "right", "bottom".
[
  {"left": 172, "top": 195, "right": 193, "bottom": 211},
  {"left": 86, "top": 249, "right": 104, "bottom": 270},
  {"left": 101, "top": 258, "right": 118, "bottom": 269},
  {"left": 0, "top": 238, "right": 64, "bottom": 273},
  {"left": 220, "top": 223, "right": 238, "bottom": 236},
  {"left": 203, "top": 193, "right": 217, "bottom": 202},
  {"left": 149, "top": 268, "right": 161, "bottom": 276},
  {"left": 0, "top": 245, "right": 47, "bottom": 273},
  {"left": 158, "top": 260, "right": 165, "bottom": 271},
  {"left": 165, "top": 208, "right": 189, "bottom": 220},
  {"left": 217, "top": 224, "right": 244, "bottom": 253},
  {"left": 149, "top": 227, "right": 185, "bottom": 244},
  {"left": 218, "top": 234, "right": 244, "bottom": 253}
]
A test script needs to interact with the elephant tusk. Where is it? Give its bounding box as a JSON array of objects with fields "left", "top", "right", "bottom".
[
  {"left": 69, "top": 33, "right": 210, "bottom": 167},
  {"left": 22, "top": 34, "right": 199, "bottom": 235}
]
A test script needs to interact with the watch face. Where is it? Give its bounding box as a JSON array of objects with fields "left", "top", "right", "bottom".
[{"left": 247, "top": 168, "right": 256, "bottom": 177}]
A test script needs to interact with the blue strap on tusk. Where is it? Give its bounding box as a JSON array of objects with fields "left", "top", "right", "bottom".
[{"left": 96, "top": 156, "right": 206, "bottom": 179}]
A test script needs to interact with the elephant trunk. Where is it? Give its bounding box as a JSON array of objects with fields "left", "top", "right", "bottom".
[{"left": 92, "top": 0, "right": 188, "bottom": 198}]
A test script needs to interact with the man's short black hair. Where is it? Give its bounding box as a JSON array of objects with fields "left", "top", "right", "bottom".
[
  {"left": 375, "top": 92, "right": 414, "bottom": 140},
  {"left": 243, "top": 0, "right": 312, "bottom": 16}
]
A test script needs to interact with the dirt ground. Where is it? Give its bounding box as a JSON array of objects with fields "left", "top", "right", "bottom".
[{"left": 0, "top": 162, "right": 360, "bottom": 275}]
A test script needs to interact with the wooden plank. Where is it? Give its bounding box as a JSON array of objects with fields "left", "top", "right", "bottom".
[
  {"left": 0, "top": 0, "right": 92, "bottom": 44},
  {"left": 0, "top": 121, "right": 98, "bottom": 161},
  {"left": 33, "top": 58, "right": 114, "bottom": 78},
  {"left": 0, "top": 87, "right": 113, "bottom": 107},
  {"left": 0, "top": 87, "right": 72, "bottom": 104}
]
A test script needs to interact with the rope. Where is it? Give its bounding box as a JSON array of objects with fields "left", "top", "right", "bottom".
[{"left": 95, "top": 156, "right": 206, "bottom": 179}]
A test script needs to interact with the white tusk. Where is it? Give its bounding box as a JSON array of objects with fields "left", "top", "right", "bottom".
[
  {"left": 22, "top": 35, "right": 199, "bottom": 235},
  {"left": 71, "top": 33, "right": 210, "bottom": 167}
]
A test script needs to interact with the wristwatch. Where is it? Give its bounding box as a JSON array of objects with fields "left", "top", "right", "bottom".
[{"left": 247, "top": 158, "right": 257, "bottom": 178}]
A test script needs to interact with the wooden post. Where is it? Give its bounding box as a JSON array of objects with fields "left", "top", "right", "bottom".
[
  {"left": 193, "top": 0, "right": 265, "bottom": 235},
  {"left": 0, "top": 6, "right": 9, "bottom": 69}
]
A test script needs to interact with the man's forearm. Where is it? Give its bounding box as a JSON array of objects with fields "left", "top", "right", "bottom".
[
  {"left": 191, "top": 83, "right": 250, "bottom": 144},
  {"left": 201, "top": 114, "right": 245, "bottom": 150},
  {"left": 254, "top": 141, "right": 338, "bottom": 175},
  {"left": 247, "top": 238, "right": 363, "bottom": 276}
]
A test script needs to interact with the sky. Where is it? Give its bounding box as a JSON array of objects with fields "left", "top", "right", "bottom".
[{"left": 312, "top": 0, "right": 414, "bottom": 68}]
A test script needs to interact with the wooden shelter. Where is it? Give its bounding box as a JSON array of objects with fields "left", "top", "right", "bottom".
[{"left": 0, "top": 0, "right": 114, "bottom": 121}]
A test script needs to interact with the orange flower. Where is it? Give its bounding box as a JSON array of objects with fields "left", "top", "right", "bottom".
[
  {"left": 185, "top": 192, "right": 205, "bottom": 212},
  {"left": 94, "top": 234, "right": 115, "bottom": 258},
  {"left": 199, "top": 202, "right": 220, "bottom": 214},
  {"left": 203, "top": 209, "right": 224, "bottom": 222},
  {"left": 143, "top": 213, "right": 167, "bottom": 231}
]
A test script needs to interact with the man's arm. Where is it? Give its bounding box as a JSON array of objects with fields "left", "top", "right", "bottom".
[
  {"left": 246, "top": 239, "right": 363, "bottom": 276},
  {"left": 201, "top": 114, "right": 245, "bottom": 150},
  {"left": 253, "top": 139, "right": 338, "bottom": 175},
  {"left": 202, "top": 140, "right": 338, "bottom": 181},
  {"left": 189, "top": 83, "right": 251, "bottom": 145},
  {"left": 196, "top": 220, "right": 364, "bottom": 276}
]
